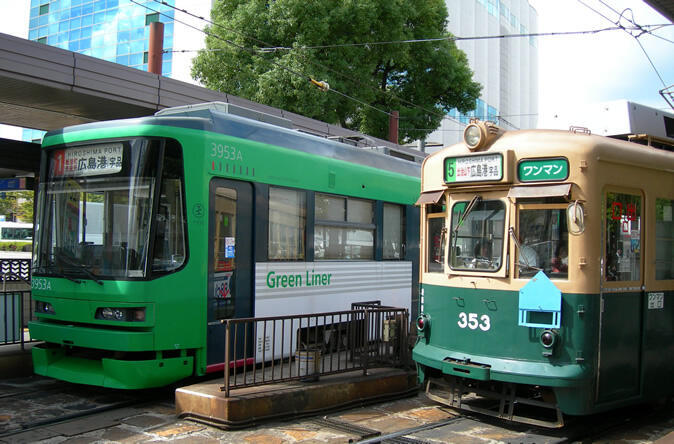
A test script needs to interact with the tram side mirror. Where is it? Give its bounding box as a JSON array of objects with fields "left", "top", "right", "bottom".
[{"left": 567, "top": 201, "right": 585, "bottom": 235}]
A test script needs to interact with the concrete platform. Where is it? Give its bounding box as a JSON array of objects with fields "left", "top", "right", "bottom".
[{"left": 176, "top": 367, "right": 419, "bottom": 429}]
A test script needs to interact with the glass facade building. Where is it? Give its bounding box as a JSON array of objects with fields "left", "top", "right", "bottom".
[
  {"left": 28, "top": 0, "right": 175, "bottom": 76},
  {"left": 24, "top": 0, "right": 185, "bottom": 141}
]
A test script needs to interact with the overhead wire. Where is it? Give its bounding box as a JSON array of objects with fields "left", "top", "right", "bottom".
[
  {"left": 151, "top": 0, "right": 673, "bottom": 132},
  {"left": 148, "top": 0, "right": 468, "bottom": 127},
  {"left": 140, "top": 0, "right": 673, "bottom": 132},
  {"left": 131, "top": 0, "right": 395, "bottom": 119},
  {"left": 576, "top": 0, "right": 669, "bottom": 88}
]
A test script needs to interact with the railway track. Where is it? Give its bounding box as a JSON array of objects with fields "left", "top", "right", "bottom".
[
  {"left": 0, "top": 376, "right": 171, "bottom": 440},
  {"left": 313, "top": 396, "right": 674, "bottom": 443}
]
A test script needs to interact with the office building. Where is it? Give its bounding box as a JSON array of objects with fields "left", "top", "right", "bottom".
[
  {"left": 425, "top": 0, "right": 538, "bottom": 151},
  {"left": 23, "top": 0, "right": 212, "bottom": 141}
]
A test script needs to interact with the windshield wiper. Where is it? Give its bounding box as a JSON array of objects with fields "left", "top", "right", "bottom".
[
  {"left": 454, "top": 195, "right": 482, "bottom": 233},
  {"left": 57, "top": 254, "right": 104, "bottom": 286},
  {"left": 40, "top": 263, "right": 83, "bottom": 284},
  {"left": 508, "top": 227, "right": 542, "bottom": 271}
]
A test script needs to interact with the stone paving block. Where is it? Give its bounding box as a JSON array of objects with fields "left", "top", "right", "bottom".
[
  {"left": 364, "top": 415, "right": 420, "bottom": 434},
  {"left": 122, "top": 413, "right": 169, "bottom": 429},
  {"left": 241, "top": 432, "right": 287, "bottom": 444},
  {"left": 44, "top": 415, "right": 121, "bottom": 437},
  {"left": 152, "top": 422, "right": 205, "bottom": 438},
  {"left": 99, "top": 425, "right": 146, "bottom": 442},
  {"left": 281, "top": 427, "right": 320, "bottom": 441},
  {"left": 40, "top": 408, "right": 141, "bottom": 437},
  {"left": 372, "top": 396, "right": 433, "bottom": 414},
  {"left": 0, "top": 427, "right": 60, "bottom": 443},
  {"left": 404, "top": 406, "right": 454, "bottom": 422},
  {"left": 58, "top": 436, "right": 101, "bottom": 444},
  {"left": 335, "top": 409, "right": 386, "bottom": 423}
]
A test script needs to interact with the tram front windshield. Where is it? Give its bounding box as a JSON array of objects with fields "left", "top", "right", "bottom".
[
  {"left": 33, "top": 139, "right": 185, "bottom": 280},
  {"left": 449, "top": 199, "right": 505, "bottom": 272}
]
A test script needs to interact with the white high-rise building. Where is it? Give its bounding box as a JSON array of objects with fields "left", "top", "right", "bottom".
[{"left": 426, "top": 0, "right": 538, "bottom": 151}]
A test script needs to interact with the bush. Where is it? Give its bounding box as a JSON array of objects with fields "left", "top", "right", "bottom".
[{"left": 0, "top": 242, "right": 31, "bottom": 252}]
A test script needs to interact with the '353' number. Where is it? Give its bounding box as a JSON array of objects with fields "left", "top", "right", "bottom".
[{"left": 457, "top": 312, "right": 491, "bottom": 331}]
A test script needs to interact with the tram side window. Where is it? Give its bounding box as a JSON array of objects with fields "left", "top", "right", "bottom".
[
  {"left": 655, "top": 198, "right": 674, "bottom": 280},
  {"left": 605, "top": 192, "right": 641, "bottom": 282},
  {"left": 383, "top": 203, "right": 404, "bottom": 260},
  {"left": 268, "top": 187, "right": 306, "bottom": 260},
  {"left": 517, "top": 207, "right": 568, "bottom": 278},
  {"left": 425, "top": 197, "right": 445, "bottom": 273},
  {"left": 315, "top": 194, "right": 374, "bottom": 260}
]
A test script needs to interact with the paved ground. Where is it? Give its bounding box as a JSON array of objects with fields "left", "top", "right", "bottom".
[{"left": 0, "top": 375, "right": 672, "bottom": 443}]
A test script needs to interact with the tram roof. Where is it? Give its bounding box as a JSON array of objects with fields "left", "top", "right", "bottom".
[
  {"left": 419, "top": 127, "right": 674, "bottom": 193},
  {"left": 43, "top": 103, "right": 422, "bottom": 178}
]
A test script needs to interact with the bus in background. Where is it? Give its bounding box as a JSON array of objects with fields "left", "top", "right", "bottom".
[{"left": 0, "top": 221, "right": 33, "bottom": 259}]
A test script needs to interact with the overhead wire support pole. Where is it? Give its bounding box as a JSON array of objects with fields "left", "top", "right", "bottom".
[{"left": 660, "top": 85, "right": 674, "bottom": 111}]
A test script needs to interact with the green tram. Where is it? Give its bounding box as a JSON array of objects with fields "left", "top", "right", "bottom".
[
  {"left": 28, "top": 102, "right": 421, "bottom": 389},
  {"left": 413, "top": 120, "right": 674, "bottom": 427}
]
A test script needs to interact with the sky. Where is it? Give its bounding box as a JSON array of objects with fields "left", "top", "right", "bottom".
[
  {"left": 0, "top": 0, "right": 673, "bottom": 135},
  {"left": 529, "top": 0, "right": 674, "bottom": 127}
]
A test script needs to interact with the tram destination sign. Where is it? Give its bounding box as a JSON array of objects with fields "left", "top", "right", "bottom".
[
  {"left": 52, "top": 143, "right": 123, "bottom": 177},
  {"left": 444, "top": 153, "right": 503, "bottom": 183},
  {"left": 518, "top": 158, "right": 569, "bottom": 182}
]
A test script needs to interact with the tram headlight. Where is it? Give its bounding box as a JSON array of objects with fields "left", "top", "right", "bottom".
[
  {"left": 463, "top": 119, "right": 503, "bottom": 151},
  {"left": 540, "top": 330, "right": 557, "bottom": 348},
  {"left": 96, "top": 307, "right": 146, "bottom": 322},
  {"left": 35, "top": 301, "right": 55, "bottom": 315},
  {"left": 464, "top": 124, "right": 484, "bottom": 149}
]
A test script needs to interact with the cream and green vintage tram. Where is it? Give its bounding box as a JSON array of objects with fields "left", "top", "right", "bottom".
[{"left": 413, "top": 120, "right": 674, "bottom": 426}]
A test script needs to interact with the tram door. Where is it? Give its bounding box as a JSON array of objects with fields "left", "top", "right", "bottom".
[
  {"left": 207, "top": 179, "right": 253, "bottom": 366},
  {"left": 597, "top": 191, "right": 643, "bottom": 403}
]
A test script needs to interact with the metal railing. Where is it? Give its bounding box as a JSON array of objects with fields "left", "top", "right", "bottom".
[
  {"left": 1, "top": 259, "right": 34, "bottom": 349},
  {"left": 222, "top": 304, "right": 410, "bottom": 396}
]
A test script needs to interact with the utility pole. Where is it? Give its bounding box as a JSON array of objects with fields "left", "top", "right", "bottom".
[{"left": 148, "top": 21, "right": 165, "bottom": 75}]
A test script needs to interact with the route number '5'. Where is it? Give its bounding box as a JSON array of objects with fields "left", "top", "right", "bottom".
[{"left": 457, "top": 312, "right": 491, "bottom": 331}]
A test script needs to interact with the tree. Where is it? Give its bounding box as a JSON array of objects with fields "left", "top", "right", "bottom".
[
  {"left": 0, "top": 191, "right": 33, "bottom": 222},
  {"left": 191, "top": 0, "right": 481, "bottom": 143}
]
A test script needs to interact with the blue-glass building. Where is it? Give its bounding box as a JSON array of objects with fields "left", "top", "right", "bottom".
[
  {"left": 24, "top": 0, "right": 180, "bottom": 141},
  {"left": 28, "top": 0, "right": 175, "bottom": 76}
]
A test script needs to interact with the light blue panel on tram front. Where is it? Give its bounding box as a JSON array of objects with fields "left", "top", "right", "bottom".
[{"left": 518, "top": 271, "right": 562, "bottom": 328}]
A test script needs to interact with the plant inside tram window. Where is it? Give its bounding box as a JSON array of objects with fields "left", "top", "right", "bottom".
[
  {"left": 517, "top": 207, "right": 568, "bottom": 278},
  {"left": 449, "top": 199, "right": 505, "bottom": 272},
  {"left": 605, "top": 192, "right": 641, "bottom": 282}
]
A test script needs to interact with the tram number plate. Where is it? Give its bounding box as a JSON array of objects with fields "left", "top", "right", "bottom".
[
  {"left": 648, "top": 292, "right": 664, "bottom": 310},
  {"left": 457, "top": 312, "right": 491, "bottom": 331}
]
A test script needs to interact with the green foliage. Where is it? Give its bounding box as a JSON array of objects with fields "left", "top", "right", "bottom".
[
  {"left": 0, "top": 191, "right": 33, "bottom": 222},
  {"left": 0, "top": 242, "right": 31, "bottom": 252},
  {"left": 192, "top": 0, "right": 481, "bottom": 143}
]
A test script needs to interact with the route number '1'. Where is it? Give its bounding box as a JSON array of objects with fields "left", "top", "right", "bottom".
[{"left": 457, "top": 312, "right": 491, "bottom": 331}]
